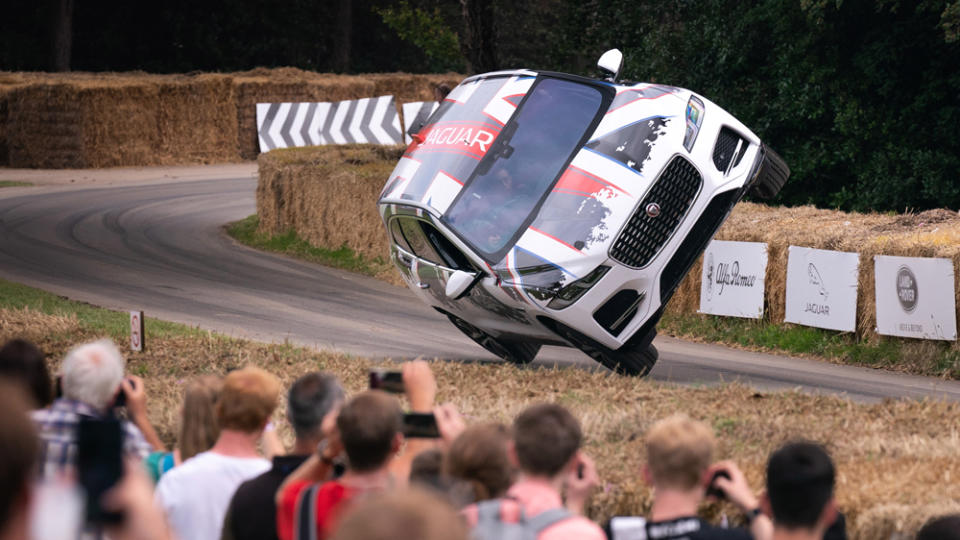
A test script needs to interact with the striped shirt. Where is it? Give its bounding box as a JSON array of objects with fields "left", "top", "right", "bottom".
[{"left": 31, "top": 398, "right": 153, "bottom": 479}]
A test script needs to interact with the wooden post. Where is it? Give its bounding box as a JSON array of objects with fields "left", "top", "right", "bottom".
[{"left": 130, "top": 311, "right": 144, "bottom": 352}]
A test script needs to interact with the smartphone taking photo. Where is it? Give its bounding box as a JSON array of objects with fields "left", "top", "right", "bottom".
[
  {"left": 402, "top": 412, "right": 441, "bottom": 438},
  {"left": 369, "top": 369, "right": 405, "bottom": 394},
  {"left": 77, "top": 416, "right": 125, "bottom": 524}
]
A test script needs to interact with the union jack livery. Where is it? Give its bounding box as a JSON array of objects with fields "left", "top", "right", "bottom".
[{"left": 378, "top": 51, "right": 789, "bottom": 375}]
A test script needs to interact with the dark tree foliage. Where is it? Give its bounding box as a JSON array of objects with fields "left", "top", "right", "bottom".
[{"left": 0, "top": 0, "right": 957, "bottom": 212}]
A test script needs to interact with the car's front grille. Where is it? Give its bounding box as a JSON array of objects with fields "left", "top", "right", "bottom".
[
  {"left": 610, "top": 156, "right": 703, "bottom": 268},
  {"left": 712, "top": 127, "right": 747, "bottom": 171}
]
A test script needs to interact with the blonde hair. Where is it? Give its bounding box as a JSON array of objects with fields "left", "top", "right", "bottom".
[
  {"left": 215, "top": 366, "right": 281, "bottom": 432},
  {"left": 178, "top": 375, "right": 223, "bottom": 461},
  {"left": 645, "top": 414, "right": 716, "bottom": 491}
]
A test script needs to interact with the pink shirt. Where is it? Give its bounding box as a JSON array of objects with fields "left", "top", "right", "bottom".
[{"left": 463, "top": 478, "right": 606, "bottom": 540}]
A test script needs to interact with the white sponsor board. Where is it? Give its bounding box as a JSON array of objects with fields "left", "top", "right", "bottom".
[
  {"left": 874, "top": 255, "right": 957, "bottom": 340},
  {"left": 699, "top": 240, "right": 768, "bottom": 319},
  {"left": 784, "top": 246, "right": 860, "bottom": 332}
]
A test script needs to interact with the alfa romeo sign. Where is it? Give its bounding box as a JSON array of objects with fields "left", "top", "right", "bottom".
[{"left": 699, "top": 240, "right": 768, "bottom": 319}]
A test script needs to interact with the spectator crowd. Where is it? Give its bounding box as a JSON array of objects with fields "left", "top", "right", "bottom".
[{"left": 0, "top": 336, "right": 958, "bottom": 540}]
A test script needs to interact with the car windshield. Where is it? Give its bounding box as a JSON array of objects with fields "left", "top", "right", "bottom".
[{"left": 444, "top": 78, "right": 605, "bottom": 261}]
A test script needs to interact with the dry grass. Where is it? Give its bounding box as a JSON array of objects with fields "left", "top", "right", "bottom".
[
  {"left": 2, "top": 300, "right": 958, "bottom": 539},
  {"left": 0, "top": 69, "right": 462, "bottom": 167}
]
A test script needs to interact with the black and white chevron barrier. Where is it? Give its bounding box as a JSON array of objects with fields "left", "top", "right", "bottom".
[
  {"left": 256, "top": 95, "right": 403, "bottom": 152},
  {"left": 402, "top": 101, "right": 440, "bottom": 144}
]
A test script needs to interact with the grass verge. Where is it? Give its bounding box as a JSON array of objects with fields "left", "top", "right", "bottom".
[
  {"left": 1, "top": 280, "right": 958, "bottom": 539},
  {"left": 0, "top": 278, "right": 200, "bottom": 340},
  {"left": 0, "top": 180, "right": 32, "bottom": 188},
  {"left": 659, "top": 311, "right": 960, "bottom": 379},
  {"left": 226, "top": 215, "right": 392, "bottom": 279}
]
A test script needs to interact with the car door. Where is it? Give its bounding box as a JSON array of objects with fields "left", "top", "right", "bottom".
[{"left": 391, "top": 216, "right": 467, "bottom": 309}]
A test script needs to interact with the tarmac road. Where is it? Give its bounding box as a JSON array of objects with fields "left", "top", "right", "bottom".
[{"left": 1, "top": 168, "right": 959, "bottom": 403}]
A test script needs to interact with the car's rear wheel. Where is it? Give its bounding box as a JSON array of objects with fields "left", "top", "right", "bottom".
[
  {"left": 547, "top": 319, "right": 658, "bottom": 377},
  {"left": 446, "top": 314, "right": 540, "bottom": 365}
]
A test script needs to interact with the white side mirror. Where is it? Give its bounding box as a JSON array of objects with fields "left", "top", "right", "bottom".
[
  {"left": 445, "top": 270, "right": 477, "bottom": 299},
  {"left": 597, "top": 49, "right": 624, "bottom": 82}
]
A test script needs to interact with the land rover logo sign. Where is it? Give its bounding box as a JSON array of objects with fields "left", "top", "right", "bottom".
[
  {"left": 874, "top": 255, "right": 956, "bottom": 341},
  {"left": 896, "top": 265, "right": 918, "bottom": 313}
]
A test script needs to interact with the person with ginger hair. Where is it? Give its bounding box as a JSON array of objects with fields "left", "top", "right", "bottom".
[{"left": 155, "top": 366, "right": 281, "bottom": 540}]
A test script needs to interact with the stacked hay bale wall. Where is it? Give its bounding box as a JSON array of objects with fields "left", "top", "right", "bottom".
[
  {"left": 257, "top": 144, "right": 401, "bottom": 263},
  {"left": 0, "top": 69, "right": 463, "bottom": 168}
]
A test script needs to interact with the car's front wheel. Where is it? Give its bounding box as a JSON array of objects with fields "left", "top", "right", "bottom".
[
  {"left": 446, "top": 314, "right": 540, "bottom": 365},
  {"left": 544, "top": 319, "right": 658, "bottom": 377}
]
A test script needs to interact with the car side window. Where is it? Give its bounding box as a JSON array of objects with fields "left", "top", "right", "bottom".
[
  {"left": 390, "top": 219, "right": 413, "bottom": 253},
  {"left": 393, "top": 217, "right": 474, "bottom": 272},
  {"left": 396, "top": 218, "right": 444, "bottom": 266},
  {"left": 421, "top": 221, "right": 474, "bottom": 271}
]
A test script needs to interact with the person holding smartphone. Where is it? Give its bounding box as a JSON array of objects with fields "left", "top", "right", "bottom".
[
  {"left": 31, "top": 340, "right": 162, "bottom": 481},
  {"left": 276, "top": 360, "right": 441, "bottom": 540},
  {"left": 606, "top": 415, "right": 772, "bottom": 540}
]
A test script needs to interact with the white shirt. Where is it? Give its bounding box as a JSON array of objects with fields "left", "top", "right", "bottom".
[{"left": 155, "top": 451, "right": 270, "bottom": 540}]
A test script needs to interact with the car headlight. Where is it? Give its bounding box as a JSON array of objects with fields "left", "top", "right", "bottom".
[
  {"left": 683, "top": 96, "right": 705, "bottom": 151},
  {"left": 547, "top": 266, "right": 610, "bottom": 310}
]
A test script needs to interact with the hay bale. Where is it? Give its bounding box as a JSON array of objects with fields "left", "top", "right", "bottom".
[
  {"left": 1, "top": 69, "right": 465, "bottom": 168},
  {"left": 156, "top": 74, "right": 238, "bottom": 164},
  {"left": 256, "top": 144, "right": 403, "bottom": 264}
]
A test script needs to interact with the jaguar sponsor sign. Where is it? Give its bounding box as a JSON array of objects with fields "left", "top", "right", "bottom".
[
  {"left": 699, "top": 240, "right": 768, "bottom": 319},
  {"left": 874, "top": 255, "right": 957, "bottom": 340},
  {"left": 784, "top": 247, "right": 860, "bottom": 332}
]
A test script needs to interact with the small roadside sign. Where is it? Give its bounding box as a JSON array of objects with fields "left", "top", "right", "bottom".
[{"left": 130, "top": 311, "right": 144, "bottom": 352}]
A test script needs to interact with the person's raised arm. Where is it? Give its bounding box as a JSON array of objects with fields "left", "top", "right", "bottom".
[
  {"left": 275, "top": 407, "right": 342, "bottom": 506},
  {"left": 710, "top": 460, "right": 773, "bottom": 540},
  {"left": 123, "top": 376, "right": 165, "bottom": 451},
  {"left": 389, "top": 360, "right": 439, "bottom": 484}
]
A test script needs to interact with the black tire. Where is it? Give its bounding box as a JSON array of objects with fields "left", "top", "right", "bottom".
[
  {"left": 447, "top": 314, "right": 540, "bottom": 365},
  {"left": 748, "top": 146, "right": 790, "bottom": 199},
  {"left": 550, "top": 320, "right": 658, "bottom": 377}
]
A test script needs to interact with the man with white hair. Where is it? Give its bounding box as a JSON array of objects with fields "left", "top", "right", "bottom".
[{"left": 31, "top": 339, "right": 163, "bottom": 479}]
